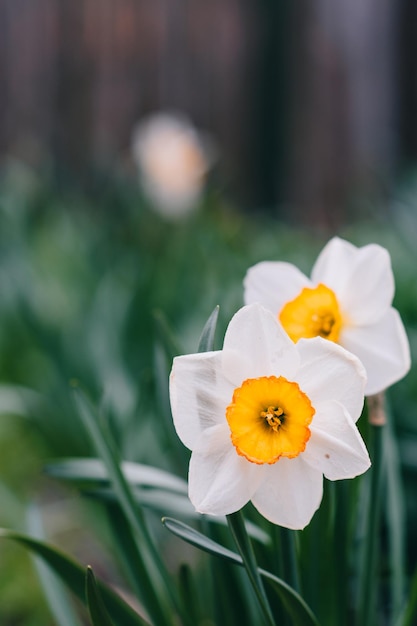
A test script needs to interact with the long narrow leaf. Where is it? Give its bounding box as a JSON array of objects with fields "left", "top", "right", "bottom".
[
  {"left": 198, "top": 306, "right": 219, "bottom": 352},
  {"left": 26, "top": 504, "right": 82, "bottom": 626},
  {"left": 45, "top": 457, "right": 188, "bottom": 494},
  {"left": 79, "top": 485, "right": 270, "bottom": 544},
  {"left": 178, "top": 564, "right": 201, "bottom": 626},
  {"left": 105, "top": 503, "right": 156, "bottom": 602},
  {"left": 0, "top": 529, "right": 151, "bottom": 626},
  {"left": 86, "top": 566, "right": 115, "bottom": 626},
  {"left": 162, "top": 517, "right": 320, "bottom": 626},
  {"left": 227, "top": 511, "right": 275, "bottom": 626},
  {"left": 84, "top": 486, "right": 197, "bottom": 518},
  {"left": 394, "top": 563, "right": 417, "bottom": 626},
  {"left": 73, "top": 387, "right": 187, "bottom": 626},
  {"left": 152, "top": 309, "right": 183, "bottom": 360}
]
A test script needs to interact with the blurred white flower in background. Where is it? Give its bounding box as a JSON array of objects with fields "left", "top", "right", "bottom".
[{"left": 131, "top": 112, "right": 214, "bottom": 218}]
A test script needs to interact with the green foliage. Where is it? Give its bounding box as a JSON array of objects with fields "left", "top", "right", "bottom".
[
  {"left": 162, "top": 516, "right": 320, "bottom": 626},
  {"left": 85, "top": 567, "right": 116, "bottom": 626},
  {"left": 0, "top": 163, "right": 417, "bottom": 625},
  {"left": 0, "top": 528, "right": 151, "bottom": 625}
]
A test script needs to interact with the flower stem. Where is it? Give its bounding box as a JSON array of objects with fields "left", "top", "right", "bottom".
[
  {"left": 357, "top": 393, "right": 385, "bottom": 626},
  {"left": 227, "top": 511, "right": 277, "bottom": 626},
  {"left": 333, "top": 481, "right": 350, "bottom": 626}
]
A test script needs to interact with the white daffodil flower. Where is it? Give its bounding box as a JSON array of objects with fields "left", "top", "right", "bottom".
[
  {"left": 244, "top": 237, "right": 411, "bottom": 396},
  {"left": 131, "top": 112, "right": 213, "bottom": 218},
  {"left": 169, "top": 303, "right": 370, "bottom": 530}
]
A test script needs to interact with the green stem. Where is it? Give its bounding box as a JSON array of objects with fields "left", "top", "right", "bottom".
[
  {"left": 383, "top": 400, "right": 406, "bottom": 621},
  {"left": 357, "top": 393, "right": 385, "bottom": 626},
  {"left": 333, "top": 481, "right": 349, "bottom": 626},
  {"left": 227, "top": 511, "right": 277, "bottom": 626}
]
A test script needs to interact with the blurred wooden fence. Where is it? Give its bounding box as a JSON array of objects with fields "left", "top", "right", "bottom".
[
  {"left": 0, "top": 0, "right": 416, "bottom": 226},
  {"left": 0, "top": 0, "right": 259, "bottom": 190}
]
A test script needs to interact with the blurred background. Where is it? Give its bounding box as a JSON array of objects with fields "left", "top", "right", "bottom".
[
  {"left": 1, "top": 1, "right": 417, "bottom": 624},
  {"left": 2, "top": 0, "right": 417, "bottom": 224}
]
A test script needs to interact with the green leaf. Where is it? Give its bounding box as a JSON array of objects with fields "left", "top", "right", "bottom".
[
  {"left": 264, "top": 572, "right": 320, "bottom": 626},
  {"left": 198, "top": 305, "right": 219, "bottom": 352},
  {"left": 26, "top": 504, "right": 82, "bottom": 626},
  {"left": 152, "top": 309, "right": 183, "bottom": 360},
  {"left": 227, "top": 511, "right": 275, "bottom": 626},
  {"left": 394, "top": 562, "right": 417, "bottom": 626},
  {"left": 45, "top": 457, "right": 188, "bottom": 494},
  {"left": 178, "top": 564, "right": 200, "bottom": 626},
  {"left": 162, "top": 517, "right": 320, "bottom": 626},
  {"left": 0, "top": 383, "right": 45, "bottom": 418},
  {"left": 0, "top": 528, "right": 151, "bottom": 626},
  {"left": 104, "top": 502, "right": 154, "bottom": 602},
  {"left": 86, "top": 566, "right": 115, "bottom": 626},
  {"left": 73, "top": 387, "right": 184, "bottom": 626},
  {"left": 83, "top": 486, "right": 197, "bottom": 518}
]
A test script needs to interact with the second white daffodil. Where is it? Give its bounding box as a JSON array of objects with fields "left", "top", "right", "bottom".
[
  {"left": 131, "top": 112, "right": 212, "bottom": 218},
  {"left": 169, "top": 303, "right": 370, "bottom": 530},
  {"left": 244, "top": 237, "right": 410, "bottom": 396}
]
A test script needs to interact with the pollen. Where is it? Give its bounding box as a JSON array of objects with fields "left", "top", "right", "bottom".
[
  {"left": 226, "top": 376, "right": 315, "bottom": 465},
  {"left": 279, "top": 283, "right": 342, "bottom": 343},
  {"left": 261, "top": 406, "right": 284, "bottom": 431}
]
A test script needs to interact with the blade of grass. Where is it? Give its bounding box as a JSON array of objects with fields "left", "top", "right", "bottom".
[{"left": 85, "top": 566, "right": 115, "bottom": 626}]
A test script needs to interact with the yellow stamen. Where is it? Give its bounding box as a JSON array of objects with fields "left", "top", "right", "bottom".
[
  {"left": 226, "top": 376, "right": 315, "bottom": 465},
  {"left": 279, "top": 283, "right": 342, "bottom": 343},
  {"left": 260, "top": 405, "right": 284, "bottom": 431}
]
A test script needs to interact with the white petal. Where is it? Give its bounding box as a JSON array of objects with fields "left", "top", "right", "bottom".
[
  {"left": 296, "top": 337, "right": 366, "bottom": 422},
  {"left": 221, "top": 348, "right": 255, "bottom": 389},
  {"left": 340, "top": 308, "right": 411, "bottom": 395},
  {"left": 304, "top": 400, "right": 371, "bottom": 480},
  {"left": 251, "top": 456, "right": 323, "bottom": 530},
  {"left": 312, "top": 238, "right": 394, "bottom": 324},
  {"left": 170, "top": 352, "right": 233, "bottom": 450},
  {"left": 223, "top": 304, "right": 300, "bottom": 380},
  {"left": 311, "top": 237, "right": 357, "bottom": 290},
  {"left": 189, "top": 424, "right": 264, "bottom": 515},
  {"left": 244, "top": 262, "right": 311, "bottom": 314}
]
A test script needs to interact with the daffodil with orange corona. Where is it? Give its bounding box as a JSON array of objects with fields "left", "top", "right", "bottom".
[
  {"left": 244, "top": 237, "right": 410, "bottom": 396},
  {"left": 169, "top": 303, "right": 370, "bottom": 530}
]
